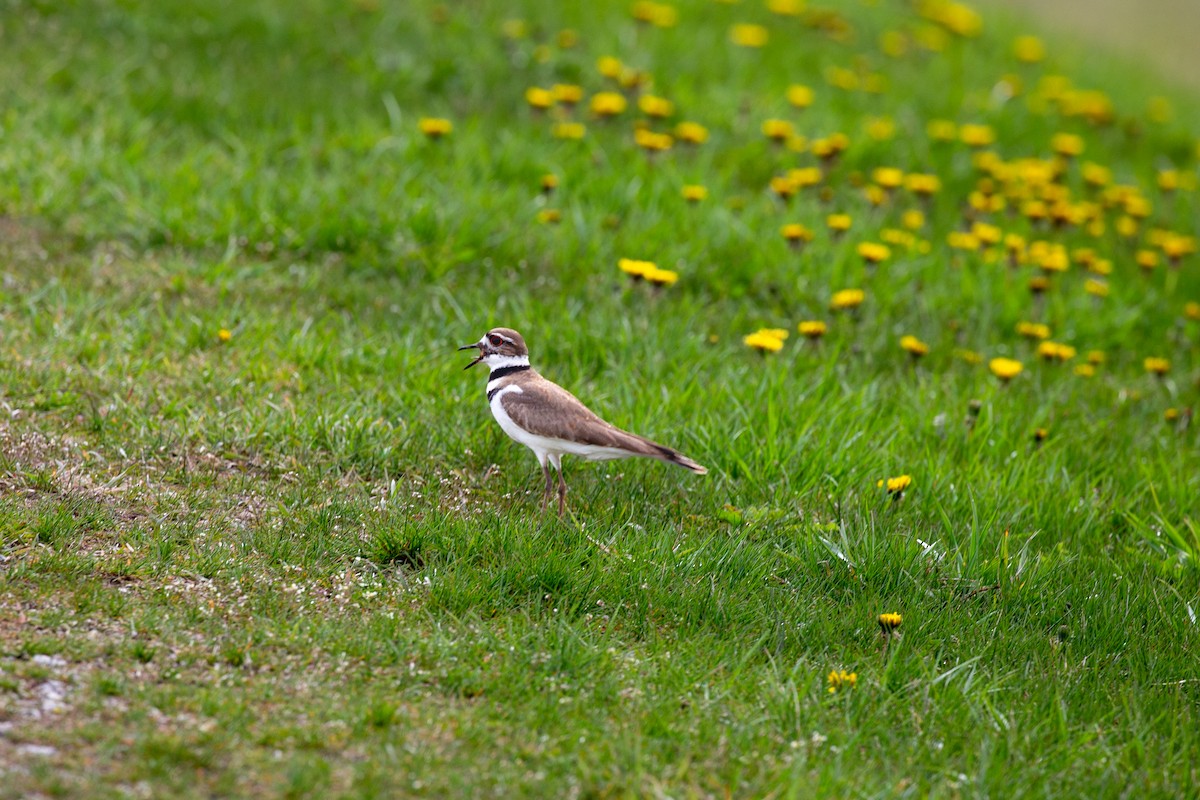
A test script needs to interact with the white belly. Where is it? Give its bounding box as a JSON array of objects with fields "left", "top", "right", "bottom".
[{"left": 488, "top": 385, "right": 632, "bottom": 465}]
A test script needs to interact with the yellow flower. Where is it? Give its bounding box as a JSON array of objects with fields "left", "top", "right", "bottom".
[
  {"left": 1185, "top": 301, "right": 1200, "bottom": 321},
  {"left": 878, "top": 613, "right": 903, "bottom": 632},
  {"left": 551, "top": 84, "right": 583, "bottom": 105},
  {"left": 597, "top": 56, "right": 623, "bottom": 79},
  {"left": 955, "top": 349, "right": 983, "bottom": 365},
  {"left": 989, "top": 357, "right": 1024, "bottom": 381},
  {"left": 681, "top": 185, "right": 708, "bottom": 203},
  {"left": 881, "top": 228, "right": 915, "bottom": 249},
  {"left": 1087, "top": 351, "right": 1106, "bottom": 365},
  {"left": 644, "top": 267, "right": 678, "bottom": 287},
  {"left": 418, "top": 117, "right": 453, "bottom": 138},
  {"left": 1037, "top": 341, "right": 1076, "bottom": 362},
  {"left": 830, "top": 288, "right": 865, "bottom": 311},
  {"left": 781, "top": 223, "right": 814, "bottom": 245},
  {"left": 638, "top": 95, "right": 674, "bottom": 118},
  {"left": 767, "top": 0, "right": 805, "bottom": 16},
  {"left": 744, "top": 330, "right": 785, "bottom": 353},
  {"left": 1136, "top": 250, "right": 1159, "bottom": 271},
  {"left": 675, "top": 121, "right": 709, "bottom": 144},
  {"left": 866, "top": 117, "right": 896, "bottom": 141},
  {"left": 634, "top": 129, "right": 673, "bottom": 152},
  {"left": 878, "top": 474, "right": 912, "bottom": 494},
  {"left": 926, "top": 119, "right": 958, "bottom": 141},
  {"left": 1028, "top": 276, "right": 1050, "bottom": 294},
  {"left": 1144, "top": 357, "right": 1170, "bottom": 376},
  {"left": 872, "top": 167, "right": 904, "bottom": 189},
  {"left": 1082, "top": 162, "right": 1111, "bottom": 187},
  {"left": 218, "top": 328, "right": 233, "bottom": 343},
  {"left": 971, "top": 222, "right": 1002, "bottom": 246},
  {"left": 618, "top": 258, "right": 655, "bottom": 279},
  {"left": 525, "top": 87, "right": 554, "bottom": 110},
  {"left": 858, "top": 242, "right": 891, "bottom": 264},
  {"left": 904, "top": 173, "right": 942, "bottom": 196},
  {"left": 900, "top": 335, "right": 929, "bottom": 358},
  {"left": 798, "top": 320, "right": 828, "bottom": 339},
  {"left": 631, "top": 1, "right": 678, "bottom": 27},
  {"left": 788, "top": 167, "right": 822, "bottom": 187},
  {"left": 901, "top": 210, "right": 926, "bottom": 230},
  {"left": 770, "top": 175, "right": 797, "bottom": 200},
  {"left": 590, "top": 92, "right": 628, "bottom": 117},
  {"left": 730, "top": 23, "right": 769, "bottom": 47},
  {"left": 879, "top": 30, "right": 908, "bottom": 57},
  {"left": 552, "top": 122, "right": 586, "bottom": 140},
  {"left": 786, "top": 84, "right": 814, "bottom": 108},
  {"left": 1051, "top": 132, "right": 1084, "bottom": 158},
  {"left": 540, "top": 174, "right": 559, "bottom": 193},
  {"left": 960, "top": 123, "right": 995, "bottom": 147},
  {"left": 827, "top": 669, "right": 857, "bottom": 694},
  {"left": 536, "top": 208, "right": 561, "bottom": 225},
  {"left": 1074, "top": 364, "right": 1095, "bottom": 378},
  {"left": 1165, "top": 407, "right": 1179, "bottom": 422},
  {"left": 1016, "top": 321, "right": 1050, "bottom": 340},
  {"left": 947, "top": 231, "right": 980, "bottom": 252},
  {"left": 1084, "top": 279, "right": 1109, "bottom": 298},
  {"left": 761, "top": 118, "right": 795, "bottom": 142},
  {"left": 826, "top": 213, "right": 852, "bottom": 234},
  {"left": 1013, "top": 35, "right": 1045, "bottom": 63}
]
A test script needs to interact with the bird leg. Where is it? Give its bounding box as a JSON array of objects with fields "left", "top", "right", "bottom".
[
  {"left": 557, "top": 468, "right": 568, "bottom": 516},
  {"left": 540, "top": 462, "right": 553, "bottom": 512}
]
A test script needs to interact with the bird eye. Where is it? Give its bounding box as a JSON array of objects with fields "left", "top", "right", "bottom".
[{"left": 487, "top": 334, "right": 504, "bottom": 347}]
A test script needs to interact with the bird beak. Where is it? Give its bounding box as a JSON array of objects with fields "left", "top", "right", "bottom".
[{"left": 459, "top": 341, "right": 485, "bottom": 369}]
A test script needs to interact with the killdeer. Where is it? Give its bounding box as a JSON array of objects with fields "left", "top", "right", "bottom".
[{"left": 459, "top": 327, "right": 708, "bottom": 514}]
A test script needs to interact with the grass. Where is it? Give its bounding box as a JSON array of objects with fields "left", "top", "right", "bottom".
[{"left": 1, "top": 0, "right": 1199, "bottom": 796}]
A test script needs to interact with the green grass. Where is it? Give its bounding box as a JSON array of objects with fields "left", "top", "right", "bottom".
[{"left": 1, "top": 0, "right": 1199, "bottom": 796}]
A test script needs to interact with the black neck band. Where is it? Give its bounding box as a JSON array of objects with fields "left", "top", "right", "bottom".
[{"left": 488, "top": 364, "right": 530, "bottom": 381}]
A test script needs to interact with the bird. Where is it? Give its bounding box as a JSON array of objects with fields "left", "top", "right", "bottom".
[{"left": 459, "top": 327, "right": 708, "bottom": 514}]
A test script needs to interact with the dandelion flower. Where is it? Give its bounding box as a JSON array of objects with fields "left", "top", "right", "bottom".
[
  {"left": 877, "top": 474, "right": 912, "bottom": 494},
  {"left": 218, "top": 328, "right": 233, "bottom": 343},
  {"left": 525, "top": 87, "right": 554, "bottom": 110},
  {"left": 826, "top": 213, "right": 852, "bottom": 236},
  {"left": 618, "top": 258, "right": 654, "bottom": 280},
  {"left": 552, "top": 122, "right": 587, "bottom": 140},
  {"left": 786, "top": 84, "right": 814, "bottom": 108},
  {"left": 1074, "top": 364, "right": 1095, "bottom": 378},
  {"left": 681, "top": 185, "right": 708, "bottom": 203},
  {"left": 781, "top": 223, "right": 814, "bottom": 247},
  {"left": 900, "top": 335, "right": 929, "bottom": 358},
  {"left": 905, "top": 173, "right": 942, "bottom": 196},
  {"left": 827, "top": 669, "right": 857, "bottom": 694},
  {"left": 597, "top": 56, "right": 623, "bottom": 79},
  {"left": 902, "top": 210, "right": 926, "bottom": 230},
  {"left": 1144, "top": 357, "right": 1170, "bottom": 376},
  {"left": 675, "top": 121, "right": 709, "bottom": 144},
  {"left": 767, "top": 0, "right": 804, "bottom": 16},
  {"left": 1013, "top": 35, "right": 1045, "bottom": 63},
  {"left": 858, "top": 242, "right": 891, "bottom": 265},
  {"left": 1084, "top": 279, "right": 1109, "bottom": 298},
  {"left": 830, "top": 288, "right": 864, "bottom": 311},
  {"left": 551, "top": 84, "right": 584, "bottom": 106},
  {"left": 540, "top": 174, "right": 559, "bottom": 194},
  {"left": 590, "top": 92, "right": 627, "bottom": 117},
  {"left": 798, "top": 320, "right": 828, "bottom": 339},
  {"left": 634, "top": 129, "right": 673, "bottom": 152},
  {"left": 730, "top": 23, "right": 769, "bottom": 47},
  {"left": 644, "top": 267, "right": 678, "bottom": 287},
  {"left": 1136, "top": 250, "right": 1159, "bottom": 271},
  {"left": 1016, "top": 321, "right": 1050, "bottom": 340},
  {"left": 878, "top": 613, "right": 903, "bottom": 633},
  {"left": 926, "top": 119, "right": 958, "bottom": 141},
  {"left": 418, "top": 117, "right": 453, "bottom": 138},
  {"left": 989, "top": 357, "right": 1023, "bottom": 381},
  {"left": 638, "top": 95, "right": 674, "bottom": 118},
  {"left": 536, "top": 208, "right": 561, "bottom": 225},
  {"left": 762, "top": 118, "right": 795, "bottom": 143},
  {"left": 1185, "top": 301, "right": 1200, "bottom": 321},
  {"left": 744, "top": 330, "right": 785, "bottom": 353},
  {"left": 1051, "top": 132, "right": 1084, "bottom": 158},
  {"left": 960, "top": 123, "right": 995, "bottom": 147}
]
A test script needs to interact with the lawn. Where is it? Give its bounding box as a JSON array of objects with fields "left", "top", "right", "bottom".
[{"left": 1, "top": 0, "right": 1198, "bottom": 796}]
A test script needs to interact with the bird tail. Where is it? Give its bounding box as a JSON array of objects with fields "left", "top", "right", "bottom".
[{"left": 629, "top": 435, "right": 709, "bottom": 475}]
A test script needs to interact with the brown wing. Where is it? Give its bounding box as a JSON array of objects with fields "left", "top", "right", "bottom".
[{"left": 500, "top": 374, "right": 708, "bottom": 474}]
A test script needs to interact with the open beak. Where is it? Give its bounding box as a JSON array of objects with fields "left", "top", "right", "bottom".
[{"left": 458, "top": 342, "right": 486, "bottom": 369}]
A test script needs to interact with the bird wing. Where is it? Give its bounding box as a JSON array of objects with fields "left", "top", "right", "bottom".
[{"left": 498, "top": 374, "right": 708, "bottom": 474}]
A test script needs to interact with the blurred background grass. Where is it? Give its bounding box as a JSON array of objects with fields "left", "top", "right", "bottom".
[{"left": 989, "top": 0, "right": 1200, "bottom": 89}]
